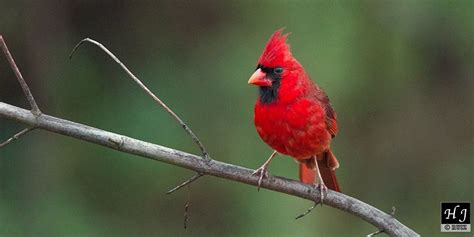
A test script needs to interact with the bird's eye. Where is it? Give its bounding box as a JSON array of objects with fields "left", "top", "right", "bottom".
[{"left": 273, "top": 67, "right": 283, "bottom": 74}]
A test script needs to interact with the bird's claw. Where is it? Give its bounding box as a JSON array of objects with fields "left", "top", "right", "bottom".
[
  {"left": 252, "top": 166, "right": 269, "bottom": 191},
  {"left": 314, "top": 182, "right": 328, "bottom": 205},
  {"left": 295, "top": 183, "right": 327, "bottom": 219}
]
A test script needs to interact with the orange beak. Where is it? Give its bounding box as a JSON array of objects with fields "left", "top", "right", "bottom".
[{"left": 248, "top": 68, "right": 272, "bottom": 87}]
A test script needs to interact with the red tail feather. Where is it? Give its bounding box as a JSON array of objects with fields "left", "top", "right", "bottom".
[
  {"left": 317, "top": 161, "right": 340, "bottom": 192},
  {"left": 299, "top": 162, "right": 316, "bottom": 184},
  {"left": 299, "top": 150, "right": 341, "bottom": 192}
]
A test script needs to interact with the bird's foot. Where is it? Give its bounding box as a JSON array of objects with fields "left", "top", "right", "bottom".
[
  {"left": 295, "top": 182, "right": 327, "bottom": 219},
  {"left": 252, "top": 166, "right": 269, "bottom": 191},
  {"left": 314, "top": 182, "right": 328, "bottom": 205}
]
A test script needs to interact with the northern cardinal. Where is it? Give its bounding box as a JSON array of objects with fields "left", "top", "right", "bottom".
[{"left": 248, "top": 29, "right": 340, "bottom": 197}]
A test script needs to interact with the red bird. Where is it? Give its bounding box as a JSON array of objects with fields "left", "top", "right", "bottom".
[{"left": 248, "top": 29, "right": 340, "bottom": 197}]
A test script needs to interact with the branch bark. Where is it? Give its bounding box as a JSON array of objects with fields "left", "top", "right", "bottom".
[
  {"left": 0, "top": 102, "right": 419, "bottom": 237},
  {"left": 0, "top": 36, "right": 41, "bottom": 115}
]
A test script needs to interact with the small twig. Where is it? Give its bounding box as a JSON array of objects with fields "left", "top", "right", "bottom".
[
  {"left": 295, "top": 201, "right": 319, "bottom": 220},
  {"left": 0, "top": 36, "right": 41, "bottom": 115},
  {"left": 166, "top": 173, "right": 203, "bottom": 194},
  {"left": 183, "top": 185, "right": 191, "bottom": 229},
  {"left": 0, "top": 127, "right": 35, "bottom": 148},
  {"left": 367, "top": 206, "right": 397, "bottom": 236},
  {"left": 69, "top": 38, "right": 210, "bottom": 161},
  {"left": 366, "top": 229, "right": 384, "bottom": 237}
]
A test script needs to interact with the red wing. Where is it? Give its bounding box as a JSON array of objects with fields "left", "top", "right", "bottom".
[
  {"left": 325, "top": 103, "right": 338, "bottom": 138},
  {"left": 307, "top": 81, "right": 338, "bottom": 138}
]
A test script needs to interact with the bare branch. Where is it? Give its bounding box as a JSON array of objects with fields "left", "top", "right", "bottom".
[
  {"left": 367, "top": 206, "right": 397, "bottom": 236},
  {"left": 0, "top": 36, "right": 41, "bottom": 115},
  {"left": 0, "top": 102, "right": 419, "bottom": 237},
  {"left": 0, "top": 127, "right": 35, "bottom": 148},
  {"left": 69, "top": 38, "right": 210, "bottom": 161},
  {"left": 166, "top": 173, "right": 203, "bottom": 194},
  {"left": 184, "top": 200, "right": 190, "bottom": 229},
  {"left": 367, "top": 230, "right": 384, "bottom": 237},
  {"left": 295, "top": 201, "right": 318, "bottom": 220},
  {"left": 183, "top": 185, "right": 191, "bottom": 229}
]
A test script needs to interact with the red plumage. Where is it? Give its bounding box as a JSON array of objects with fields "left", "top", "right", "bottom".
[{"left": 249, "top": 29, "right": 340, "bottom": 192}]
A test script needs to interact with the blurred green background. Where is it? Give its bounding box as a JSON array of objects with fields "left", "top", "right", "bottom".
[{"left": 1, "top": 1, "right": 472, "bottom": 236}]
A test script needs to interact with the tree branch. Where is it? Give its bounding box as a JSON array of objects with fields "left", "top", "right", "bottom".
[
  {"left": 166, "top": 173, "right": 203, "bottom": 194},
  {"left": 69, "top": 38, "right": 209, "bottom": 160},
  {"left": 0, "top": 127, "right": 35, "bottom": 148},
  {"left": 0, "top": 102, "right": 419, "bottom": 237},
  {"left": 0, "top": 36, "right": 41, "bottom": 115}
]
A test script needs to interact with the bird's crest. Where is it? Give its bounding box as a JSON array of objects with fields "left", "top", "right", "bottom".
[{"left": 258, "top": 29, "right": 293, "bottom": 68}]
